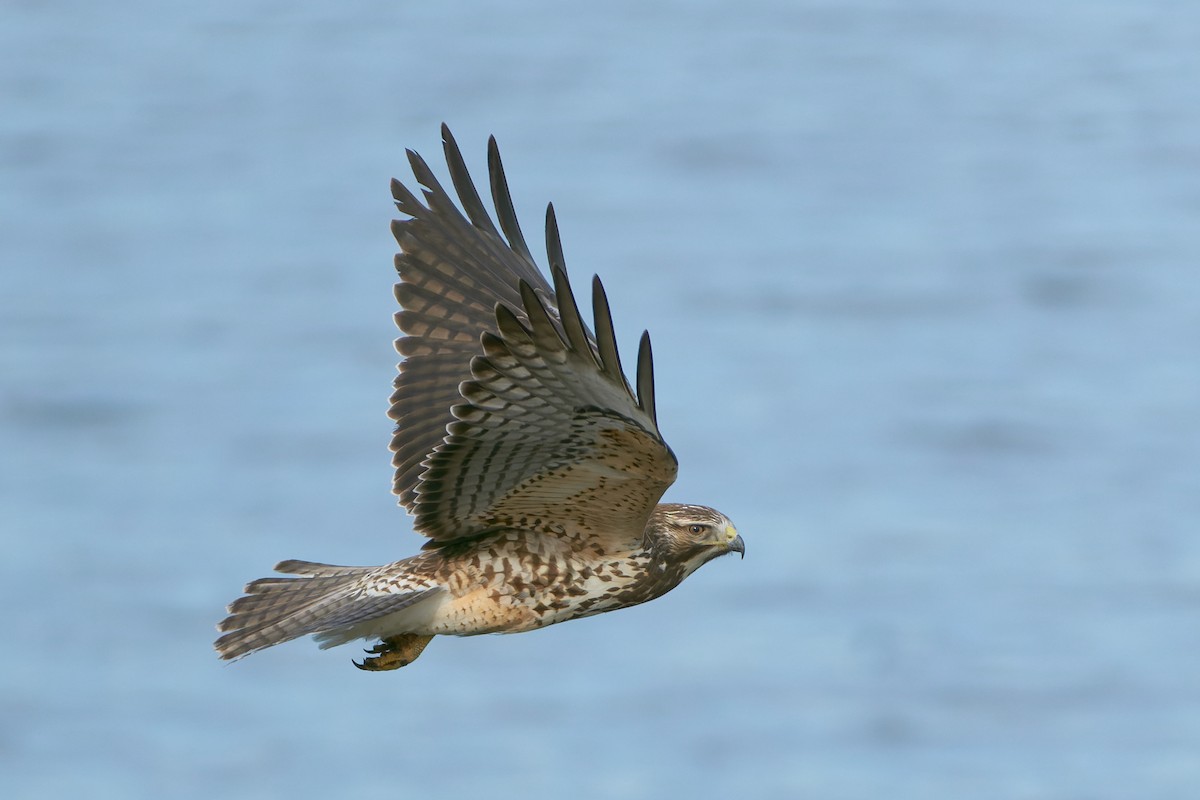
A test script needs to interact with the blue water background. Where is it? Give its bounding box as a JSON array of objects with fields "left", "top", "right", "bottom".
[{"left": 3, "top": 1, "right": 1198, "bottom": 797}]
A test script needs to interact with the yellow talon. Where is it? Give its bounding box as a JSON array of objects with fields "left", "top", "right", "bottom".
[{"left": 352, "top": 634, "right": 434, "bottom": 671}]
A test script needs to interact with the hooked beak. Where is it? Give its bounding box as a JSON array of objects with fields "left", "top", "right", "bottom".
[
  {"left": 728, "top": 534, "right": 745, "bottom": 559},
  {"left": 723, "top": 524, "right": 745, "bottom": 559}
]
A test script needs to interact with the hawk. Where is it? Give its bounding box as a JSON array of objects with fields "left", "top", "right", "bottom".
[{"left": 215, "top": 126, "right": 743, "bottom": 671}]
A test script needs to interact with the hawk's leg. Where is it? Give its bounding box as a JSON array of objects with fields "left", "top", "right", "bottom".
[{"left": 353, "top": 634, "right": 434, "bottom": 671}]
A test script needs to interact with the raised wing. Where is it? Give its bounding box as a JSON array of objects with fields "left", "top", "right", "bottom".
[
  {"left": 390, "top": 127, "right": 677, "bottom": 550},
  {"left": 389, "top": 125, "right": 554, "bottom": 510}
]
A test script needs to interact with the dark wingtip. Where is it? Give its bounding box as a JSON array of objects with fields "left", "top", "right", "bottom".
[
  {"left": 487, "top": 134, "right": 535, "bottom": 264},
  {"left": 549, "top": 248, "right": 596, "bottom": 365},
  {"left": 590, "top": 275, "right": 626, "bottom": 386},
  {"left": 636, "top": 329, "right": 657, "bottom": 424},
  {"left": 545, "top": 203, "right": 565, "bottom": 272}
]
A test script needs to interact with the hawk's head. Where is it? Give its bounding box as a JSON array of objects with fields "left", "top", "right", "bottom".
[{"left": 648, "top": 503, "right": 744, "bottom": 574}]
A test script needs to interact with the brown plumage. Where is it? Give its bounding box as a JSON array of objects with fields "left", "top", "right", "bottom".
[{"left": 215, "top": 126, "right": 742, "bottom": 671}]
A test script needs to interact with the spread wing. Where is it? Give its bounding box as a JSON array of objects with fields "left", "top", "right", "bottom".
[{"left": 390, "top": 125, "right": 678, "bottom": 551}]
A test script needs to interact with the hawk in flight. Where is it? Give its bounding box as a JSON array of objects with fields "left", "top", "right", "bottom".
[{"left": 215, "top": 126, "right": 742, "bottom": 671}]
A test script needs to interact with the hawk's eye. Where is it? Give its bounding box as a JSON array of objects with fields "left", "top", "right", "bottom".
[{"left": 688, "top": 524, "right": 705, "bottom": 535}]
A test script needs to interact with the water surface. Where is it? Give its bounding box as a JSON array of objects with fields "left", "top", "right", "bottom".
[{"left": 3, "top": 2, "right": 1198, "bottom": 798}]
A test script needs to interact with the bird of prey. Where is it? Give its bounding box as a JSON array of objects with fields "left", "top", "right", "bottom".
[{"left": 215, "top": 126, "right": 743, "bottom": 671}]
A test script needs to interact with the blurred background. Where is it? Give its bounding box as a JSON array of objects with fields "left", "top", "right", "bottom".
[{"left": 3, "top": 1, "right": 1198, "bottom": 797}]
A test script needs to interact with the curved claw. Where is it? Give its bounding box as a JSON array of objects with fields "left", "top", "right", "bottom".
[
  {"left": 354, "top": 655, "right": 389, "bottom": 672},
  {"left": 350, "top": 634, "right": 435, "bottom": 672}
]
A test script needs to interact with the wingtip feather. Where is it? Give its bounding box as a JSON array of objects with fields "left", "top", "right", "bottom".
[
  {"left": 637, "top": 330, "right": 658, "bottom": 424},
  {"left": 487, "top": 135, "right": 535, "bottom": 264},
  {"left": 591, "top": 275, "right": 625, "bottom": 385}
]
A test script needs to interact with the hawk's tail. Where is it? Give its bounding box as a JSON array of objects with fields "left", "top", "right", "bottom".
[{"left": 214, "top": 560, "right": 437, "bottom": 661}]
